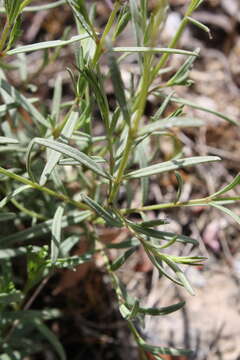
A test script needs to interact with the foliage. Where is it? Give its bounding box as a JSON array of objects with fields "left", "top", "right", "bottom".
[{"left": 0, "top": 0, "right": 239, "bottom": 358}]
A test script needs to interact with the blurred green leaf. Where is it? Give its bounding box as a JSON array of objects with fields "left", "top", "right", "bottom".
[
  {"left": 0, "top": 212, "right": 16, "bottom": 221},
  {"left": 0, "top": 78, "right": 49, "bottom": 127},
  {"left": 0, "top": 290, "right": 23, "bottom": 305},
  {"left": 175, "top": 171, "right": 184, "bottom": 203},
  {"left": 33, "top": 319, "right": 66, "bottom": 360},
  {"left": 210, "top": 202, "right": 240, "bottom": 225},
  {"left": 0, "top": 210, "right": 91, "bottom": 246}
]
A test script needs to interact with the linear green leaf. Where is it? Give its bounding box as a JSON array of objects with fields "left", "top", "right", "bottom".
[
  {"left": 140, "top": 342, "right": 193, "bottom": 357},
  {"left": 128, "top": 222, "right": 198, "bottom": 245},
  {"left": 27, "top": 138, "right": 110, "bottom": 180},
  {"left": 51, "top": 205, "right": 64, "bottom": 263},
  {"left": 7, "top": 34, "right": 90, "bottom": 55},
  {"left": 137, "top": 301, "right": 185, "bottom": 316},
  {"left": 0, "top": 246, "right": 40, "bottom": 259},
  {"left": 59, "top": 235, "right": 80, "bottom": 256},
  {"left": 0, "top": 212, "right": 16, "bottom": 221},
  {"left": 125, "top": 156, "right": 221, "bottom": 179},
  {"left": 33, "top": 319, "right": 66, "bottom": 360},
  {"left": 158, "top": 94, "right": 239, "bottom": 126},
  {"left": 106, "top": 238, "right": 139, "bottom": 249},
  {"left": 51, "top": 74, "right": 62, "bottom": 124},
  {"left": 140, "top": 218, "right": 169, "bottom": 227},
  {"left": 40, "top": 111, "right": 79, "bottom": 185},
  {"left": 46, "top": 254, "right": 92, "bottom": 269},
  {"left": 210, "top": 202, "right": 240, "bottom": 225},
  {"left": 210, "top": 173, "right": 240, "bottom": 198},
  {"left": 140, "top": 117, "right": 203, "bottom": 135},
  {"left": 167, "top": 49, "right": 199, "bottom": 86},
  {"left": 110, "top": 247, "right": 138, "bottom": 271},
  {"left": 58, "top": 156, "right": 105, "bottom": 165},
  {"left": 0, "top": 136, "right": 18, "bottom": 144},
  {"left": 187, "top": 16, "right": 211, "bottom": 38},
  {"left": 0, "top": 291, "right": 23, "bottom": 305},
  {"left": 81, "top": 194, "right": 123, "bottom": 227},
  {"left": 109, "top": 50, "right": 130, "bottom": 125},
  {"left": 162, "top": 255, "right": 195, "bottom": 295},
  {"left": 0, "top": 309, "right": 61, "bottom": 323},
  {"left": 113, "top": 47, "right": 198, "bottom": 56},
  {"left": 175, "top": 171, "right": 184, "bottom": 203},
  {"left": 0, "top": 78, "right": 49, "bottom": 127},
  {"left": 0, "top": 185, "right": 31, "bottom": 208},
  {"left": 168, "top": 255, "right": 206, "bottom": 265},
  {"left": 0, "top": 98, "right": 38, "bottom": 117}
]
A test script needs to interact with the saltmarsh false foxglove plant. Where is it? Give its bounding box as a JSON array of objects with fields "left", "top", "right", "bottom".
[{"left": 0, "top": 0, "right": 239, "bottom": 358}]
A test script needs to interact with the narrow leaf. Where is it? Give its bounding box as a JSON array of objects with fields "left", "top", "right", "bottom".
[
  {"left": 51, "top": 205, "right": 64, "bottom": 263},
  {"left": 129, "top": 222, "right": 198, "bottom": 245},
  {"left": 140, "top": 342, "right": 193, "bottom": 357},
  {"left": 187, "top": 16, "right": 212, "bottom": 38},
  {"left": 113, "top": 47, "right": 198, "bottom": 56},
  {"left": 159, "top": 94, "right": 239, "bottom": 126},
  {"left": 39, "top": 111, "right": 79, "bottom": 185},
  {"left": 0, "top": 291, "right": 23, "bottom": 305},
  {"left": 111, "top": 247, "right": 138, "bottom": 271},
  {"left": 210, "top": 202, "right": 240, "bottom": 225},
  {"left": 210, "top": 173, "right": 240, "bottom": 198},
  {"left": 0, "top": 212, "right": 16, "bottom": 221},
  {"left": 162, "top": 255, "right": 195, "bottom": 295},
  {"left": 109, "top": 50, "right": 130, "bottom": 125},
  {"left": 125, "top": 156, "right": 221, "bottom": 179},
  {"left": 0, "top": 136, "right": 18, "bottom": 144},
  {"left": 139, "top": 117, "right": 203, "bottom": 135},
  {"left": 0, "top": 78, "right": 49, "bottom": 127},
  {"left": 0, "top": 185, "right": 31, "bottom": 208},
  {"left": 0, "top": 246, "right": 40, "bottom": 259},
  {"left": 46, "top": 254, "right": 92, "bottom": 269},
  {"left": 138, "top": 301, "right": 185, "bottom": 316},
  {"left": 7, "top": 34, "right": 90, "bottom": 55},
  {"left": 0, "top": 210, "right": 91, "bottom": 246},
  {"left": 51, "top": 74, "right": 62, "bottom": 124},
  {"left": 33, "top": 319, "right": 66, "bottom": 360},
  {"left": 81, "top": 194, "right": 122, "bottom": 227},
  {"left": 27, "top": 138, "right": 110, "bottom": 181},
  {"left": 140, "top": 219, "right": 169, "bottom": 227},
  {"left": 175, "top": 171, "right": 184, "bottom": 203}
]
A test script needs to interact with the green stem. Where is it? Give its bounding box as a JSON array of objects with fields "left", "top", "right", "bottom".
[
  {"left": 109, "top": 59, "right": 151, "bottom": 203},
  {"left": 151, "top": 0, "right": 197, "bottom": 80},
  {"left": 10, "top": 198, "right": 47, "bottom": 220},
  {"left": 122, "top": 197, "right": 212, "bottom": 214},
  {"left": 0, "top": 19, "right": 10, "bottom": 53},
  {"left": 0, "top": 167, "right": 89, "bottom": 211},
  {"left": 92, "top": 0, "right": 121, "bottom": 66},
  {"left": 19, "top": 0, "right": 34, "bottom": 12}
]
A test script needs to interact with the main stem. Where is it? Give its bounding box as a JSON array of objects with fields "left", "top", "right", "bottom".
[
  {"left": 109, "top": 62, "right": 151, "bottom": 203},
  {"left": 0, "top": 167, "right": 89, "bottom": 211}
]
